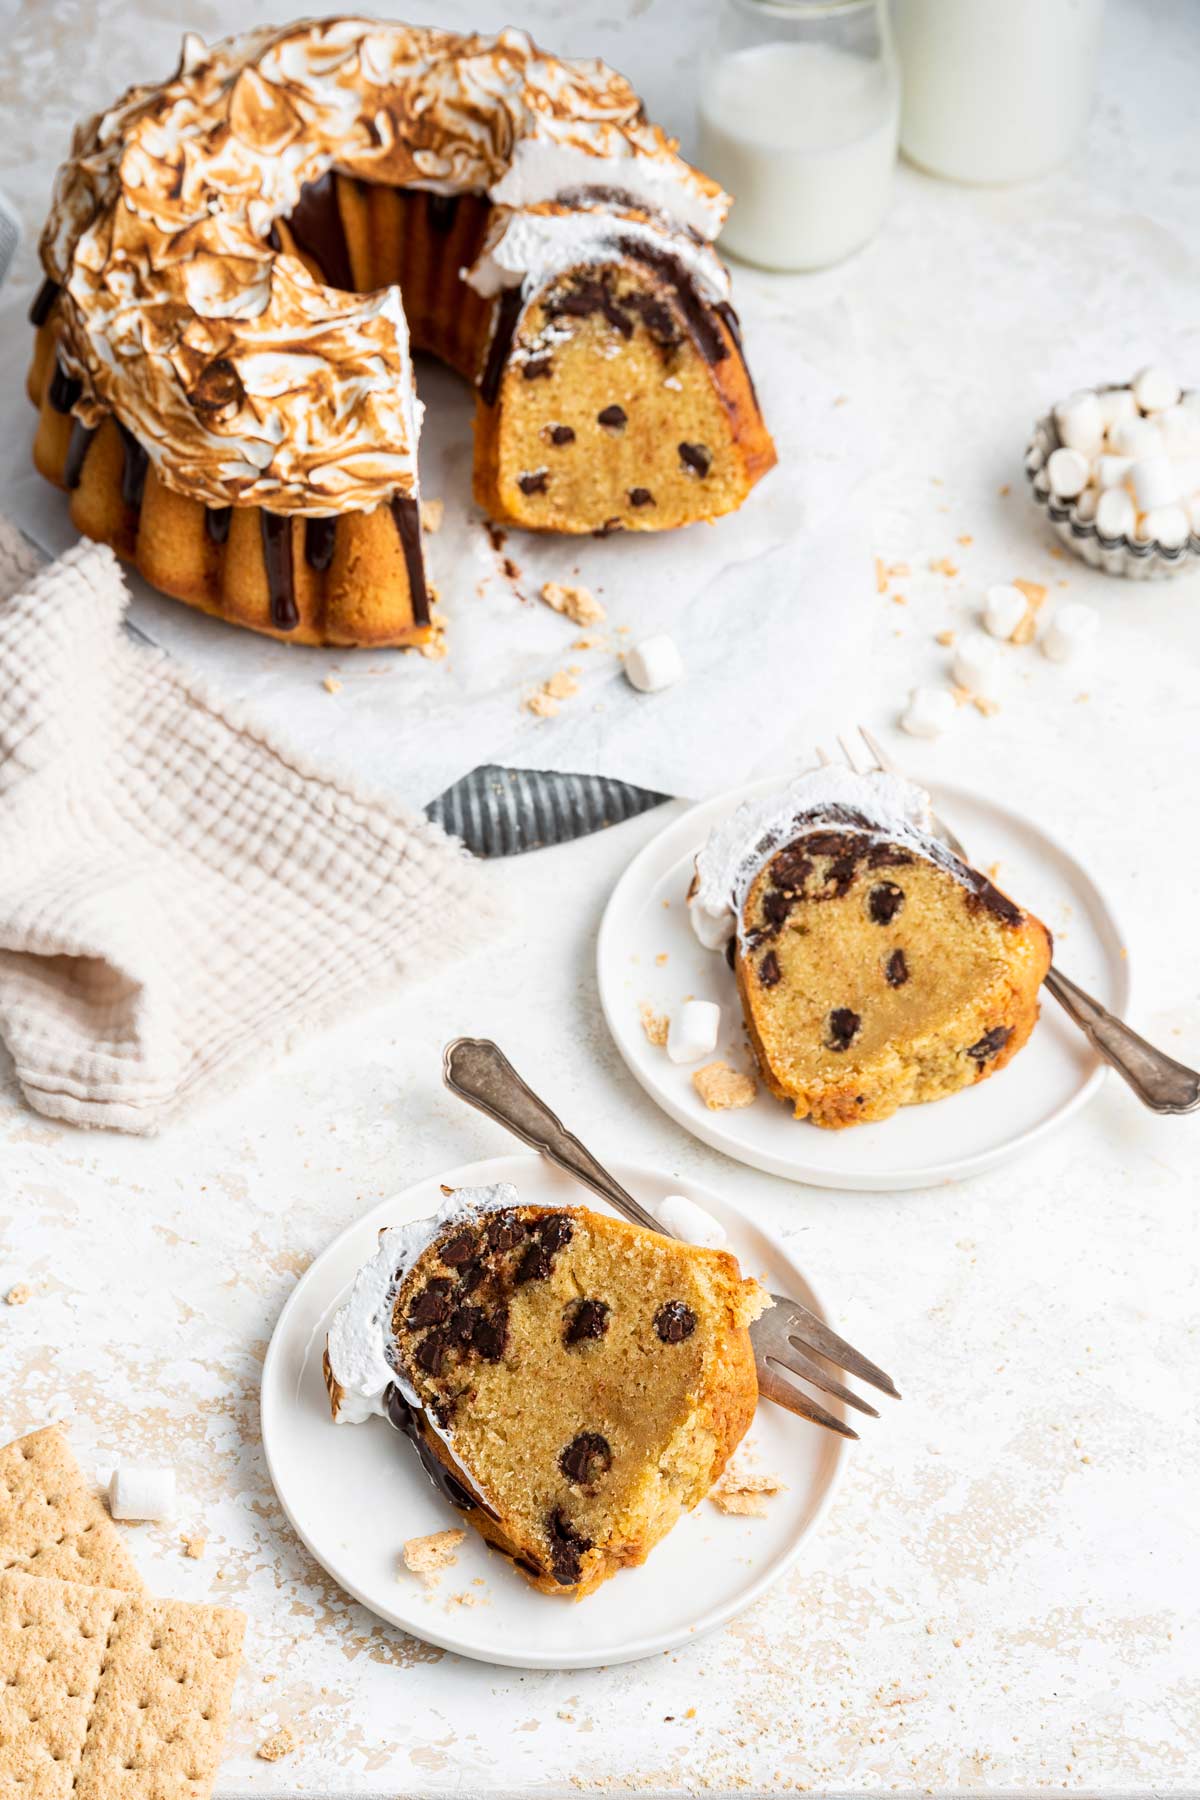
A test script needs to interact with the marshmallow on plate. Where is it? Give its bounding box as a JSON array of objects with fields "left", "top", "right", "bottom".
[
  {"left": 900, "top": 685, "right": 956, "bottom": 739},
  {"left": 653, "top": 1193, "right": 728, "bottom": 1250},
  {"left": 689, "top": 899, "right": 733, "bottom": 950},
  {"left": 109, "top": 1466, "right": 177, "bottom": 1522},
  {"left": 983, "top": 583, "right": 1028, "bottom": 640},
  {"left": 666, "top": 1000, "right": 721, "bottom": 1065},
  {"left": 952, "top": 629, "right": 1002, "bottom": 695},
  {"left": 1042, "top": 603, "right": 1099, "bottom": 664},
  {"left": 625, "top": 634, "right": 684, "bottom": 693}
]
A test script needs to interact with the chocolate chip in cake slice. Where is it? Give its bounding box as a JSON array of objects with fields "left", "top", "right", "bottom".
[
  {"left": 546, "top": 1508, "right": 593, "bottom": 1585},
  {"left": 825, "top": 1008, "right": 861, "bottom": 1052},
  {"left": 559, "top": 1432, "right": 613, "bottom": 1488},
  {"left": 628, "top": 487, "right": 655, "bottom": 507},
  {"left": 548, "top": 423, "right": 575, "bottom": 445},
  {"left": 770, "top": 848, "right": 813, "bottom": 892},
  {"left": 539, "top": 1213, "right": 575, "bottom": 1253},
  {"left": 564, "top": 1298, "right": 610, "bottom": 1346},
  {"left": 868, "top": 881, "right": 906, "bottom": 924},
  {"left": 473, "top": 1309, "right": 509, "bottom": 1363},
  {"left": 518, "top": 469, "right": 549, "bottom": 495},
  {"left": 522, "top": 356, "right": 553, "bottom": 381},
  {"left": 885, "top": 948, "right": 910, "bottom": 988},
  {"left": 447, "top": 1304, "right": 484, "bottom": 1346},
  {"left": 678, "top": 441, "right": 711, "bottom": 476},
  {"left": 516, "top": 1242, "right": 553, "bottom": 1285},
  {"left": 597, "top": 404, "right": 627, "bottom": 429},
  {"left": 758, "top": 950, "right": 781, "bottom": 987},
  {"left": 654, "top": 1301, "right": 697, "bottom": 1344},
  {"left": 487, "top": 1213, "right": 526, "bottom": 1252},
  {"left": 406, "top": 1278, "right": 454, "bottom": 1327},
  {"left": 966, "top": 1025, "right": 1012, "bottom": 1063},
  {"left": 762, "top": 889, "right": 792, "bottom": 930},
  {"left": 456, "top": 1261, "right": 486, "bottom": 1295},
  {"left": 439, "top": 1232, "right": 477, "bottom": 1268},
  {"left": 415, "top": 1331, "right": 448, "bottom": 1376}
]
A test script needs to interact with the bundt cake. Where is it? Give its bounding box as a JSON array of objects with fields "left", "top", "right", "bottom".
[
  {"left": 25, "top": 19, "right": 775, "bottom": 648},
  {"left": 688, "top": 769, "right": 1053, "bottom": 1129},
  {"left": 323, "top": 1182, "right": 768, "bottom": 1597}
]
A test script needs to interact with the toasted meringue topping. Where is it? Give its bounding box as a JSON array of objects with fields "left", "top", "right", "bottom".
[{"left": 40, "top": 19, "right": 730, "bottom": 516}]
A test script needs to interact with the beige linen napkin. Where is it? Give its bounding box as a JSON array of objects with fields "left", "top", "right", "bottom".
[{"left": 0, "top": 520, "right": 496, "bottom": 1133}]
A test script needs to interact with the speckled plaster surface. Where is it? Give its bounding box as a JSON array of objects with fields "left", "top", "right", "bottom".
[{"left": 2, "top": 0, "right": 1200, "bottom": 1792}]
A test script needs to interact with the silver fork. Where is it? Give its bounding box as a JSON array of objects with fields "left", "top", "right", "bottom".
[
  {"left": 443, "top": 1037, "right": 899, "bottom": 1441},
  {"left": 826, "top": 727, "right": 1200, "bottom": 1114}
]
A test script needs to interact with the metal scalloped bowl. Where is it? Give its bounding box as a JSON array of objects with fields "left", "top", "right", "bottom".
[{"left": 1025, "top": 399, "right": 1200, "bottom": 580}]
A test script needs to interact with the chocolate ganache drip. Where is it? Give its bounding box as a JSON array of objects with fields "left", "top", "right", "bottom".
[
  {"left": 116, "top": 422, "right": 149, "bottom": 511},
  {"left": 259, "top": 512, "right": 300, "bottom": 631},
  {"left": 205, "top": 505, "right": 232, "bottom": 545},
  {"left": 29, "top": 276, "right": 59, "bottom": 327},
  {"left": 390, "top": 496, "right": 430, "bottom": 624}
]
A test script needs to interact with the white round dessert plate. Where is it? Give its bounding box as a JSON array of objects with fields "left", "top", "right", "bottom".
[
  {"left": 598, "top": 778, "right": 1130, "bottom": 1191},
  {"left": 260, "top": 1151, "right": 846, "bottom": 1671}
]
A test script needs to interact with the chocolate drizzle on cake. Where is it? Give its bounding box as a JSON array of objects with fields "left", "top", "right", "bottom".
[
  {"left": 116, "top": 422, "right": 148, "bottom": 511},
  {"left": 284, "top": 171, "right": 355, "bottom": 291},
  {"left": 64, "top": 422, "right": 96, "bottom": 490},
  {"left": 260, "top": 511, "right": 299, "bottom": 630},
  {"left": 389, "top": 495, "right": 431, "bottom": 624},
  {"left": 49, "top": 359, "right": 81, "bottom": 415},
  {"left": 480, "top": 288, "right": 524, "bottom": 405},
  {"left": 29, "top": 276, "right": 59, "bottom": 327},
  {"left": 205, "top": 505, "right": 232, "bottom": 546},
  {"left": 383, "top": 1383, "right": 499, "bottom": 1521},
  {"left": 426, "top": 192, "right": 461, "bottom": 234},
  {"left": 304, "top": 516, "right": 337, "bottom": 572}
]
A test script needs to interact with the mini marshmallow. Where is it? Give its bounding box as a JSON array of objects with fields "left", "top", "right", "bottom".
[
  {"left": 689, "top": 900, "right": 733, "bottom": 951},
  {"left": 666, "top": 999, "right": 721, "bottom": 1065},
  {"left": 1095, "top": 486, "right": 1136, "bottom": 538},
  {"left": 1156, "top": 407, "right": 1200, "bottom": 459},
  {"left": 1053, "top": 390, "right": 1104, "bottom": 456},
  {"left": 952, "top": 629, "right": 1002, "bottom": 695},
  {"left": 900, "top": 684, "right": 956, "bottom": 739},
  {"left": 1132, "top": 364, "right": 1181, "bottom": 413},
  {"left": 109, "top": 1466, "right": 176, "bottom": 1523},
  {"left": 625, "top": 633, "right": 684, "bottom": 693},
  {"left": 1111, "top": 416, "right": 1162, "bottom": 459},
  {"left": 1098, "top": 386, "right": 1138, "bottom": 430},
  {"left": 1094, "top": 454, "right": 1133, "bottom": 489},
  {"left": 1071, "top": 487, "right": 1098, "bottom": 523},
  {"left": 1141, "top": 503, "right": 1190, "bottom": 548},
  {"left": 983, "top": 583, "right": 1028, "bottom": 640},
  {"left": 1046, "top": 446, "right": 1089, "bottom": 499},
  {"left": 1129, "top": 455, "right": 1180, "bottom": 512},
  {"left": 1042, "top": 603, "right": 1099, "bottom": 664},
  {"left": 654, "top": 1193, "right": 728, "bottom": 1250}
]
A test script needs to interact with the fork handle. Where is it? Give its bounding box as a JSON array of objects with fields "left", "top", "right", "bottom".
[
  {"left": 1044, "top": 965, "right": 1200, "bottom": 1114},
  {"left": 442, "top": 1037, "right": 662, "bottom": 1231}
]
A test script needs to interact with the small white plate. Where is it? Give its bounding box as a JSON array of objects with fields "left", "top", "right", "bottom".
[
  {"left": 597, "top": 779, "right": 1130, "bottom": 1191},
  {"left": 260, "top": 1152, "right": 845, "bottom": 1670}
]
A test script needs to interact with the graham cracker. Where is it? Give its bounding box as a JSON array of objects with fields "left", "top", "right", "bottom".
[
  {"left": 0, "top": 1426, "right": 144, "bottom": 1593},
  {"left": 0, "top": 1569, "right": 244, "bottom": 1799}
]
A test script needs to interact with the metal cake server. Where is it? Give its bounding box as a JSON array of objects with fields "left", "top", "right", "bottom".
[
  {"left": 829, "top": 727, "right": 1200, "bottom": 1115},
  {"left": 443, "top": 1036, "right": 899, "bottom": 1441}
]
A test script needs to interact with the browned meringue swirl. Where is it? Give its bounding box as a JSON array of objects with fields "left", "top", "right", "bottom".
[{"left": 40, "top": 18, "right": 729, "bottom": 516}]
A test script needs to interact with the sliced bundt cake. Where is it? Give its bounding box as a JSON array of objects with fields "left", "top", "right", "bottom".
[
  {"left": 324, "top": 1183, "right": 768, "bottom": 1597},
  {"left": 689, "top": 769, "right": 1053, "bottom": 1129}
]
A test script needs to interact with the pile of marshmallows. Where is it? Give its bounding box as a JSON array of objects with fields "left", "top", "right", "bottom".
[{"left": 1046, "top": 365, "right": 1200, "bottom": 547}]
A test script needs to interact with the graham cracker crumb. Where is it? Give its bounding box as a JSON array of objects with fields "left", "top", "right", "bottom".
[
  {"left": 929, "top": 556, "right": 959, "bottom": 578},
  {"left": 5, "top": 1284, "right": 31, "bottom": 1306},
  {"left": 935, "top": 630, "right": 956, "bottom": 646},
  {"left": 711, "top": 1464, "right": 787, "bottom": 1517},
  {"left": 525, "top": 691, "right": 560, "bottom": 719},
  {"left": 1010, "top": 608, "right": 1038, "bottom": 646},
  {"left": 322, "top": 676, "right": 342, "bottom": 695},
  {"left": 419, "top": 631, "right": 448, "bottom": 661},
  {"left": 540, "top": 580, "right": 606, "bottom": 626},
  {"left": 639, "top": 1003, "right": 669, "bottom": 1048},
  {"left": 949, "top": 684, "right": 973, "bottom": 706},
  {"left": 420, "top": 498, "right": 444, "bottom": 534},
  {"left": 181, "top": 1534, "right": 206, "bottom": 1559},
  {"left": 692, "top": 1062, "right": 756, "bottom": 1112},
  {"left": 655, "top": 952, "right": 668, "bottom": 966},
  {"left": 544, "top": 670, "right": 579, "bottom": 701},
  {"left": 257, "top": 1726, "right": 297, "bottom": 1762},
  {"left": 957, "top": 534, "right": 973, "bottom": 546},
  {"left": 874, "top": 557, "right": 888, "bottom": 594},
  {"left": 973, "top": 694, "right": 1001, "bottom": 717},
  {"left": 999, "top": 483, "right": 1011, "bottom": 496},
  {"left": 402, "top": 1528, "right": 465, "bottom": 1579},
  {"left": 1013, "top": 578, "right": 1048, "bottom": 609},
  {"left": 572, "top": 633, "right": 605, "bottom": 651},
  {"left": 886, "top": 561, "right": 910, "bottom": 579}
]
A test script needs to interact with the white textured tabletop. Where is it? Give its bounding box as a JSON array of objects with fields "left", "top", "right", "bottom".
[{"left": 2, "top": 0, "right": 1199, "bottom": 1792}]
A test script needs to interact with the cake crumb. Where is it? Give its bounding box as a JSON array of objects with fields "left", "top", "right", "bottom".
[
  {"left": 998, "top": 483, "right": 1011, "bottom": 496},
  {"left": 402, "top": 1529, "right": 465, "bottom": 1579},
  {"left": 257, "top": 1727, "right": 296, "bottom": 1763},
  {"left": 544, "top": 670, "right": 579, "bottom": 701},
  {"left": 322, "top": 675, "right": 342, "bottom": 695},
  {"left": 420, "top": 498, "right": 444, "bottom": 534},
  {"left": 5, "top": 1284, "right": 31, "bottom": 1306},
  {"left": 711, "top": 1465, "right": 786, "bottom": 1517},
  {"left": 949, "top": 684, "right": 973, "bottom": 706},
  {"left": 181, "top": 1534, "right": 206, "bottom": 1560},
  {"left": 541, "top": 580, "right": 606, "bottom": 626},
  {"left": 419, "top": 631, "right": 449, "bottom": 661},
  {"left": 655, "top": 952, "right": 668, "bottom": 966},
  {"left": 973, "top": 694, "right": 1000, "bottom": 717},
  {"left": 929, "top": 556, "right": 959, "bottom": 577},
  {"left": 447, "top": 1589, "right": 487, "bottom": 1608},
  {"left": 692, "top": 1062, "right": 756, "bottom": 1111},
  {"left": 525, "top": 691, "right": 560, "bottom": 719},
  {"left": 935, "top": 629, "right": 956, "bottom": 646},
  {"left": 957, "top": 534, "right": 973, "bottom": 546},
  {"left": 639, "top": 1004, "right": 669, "bottom": 1048}
]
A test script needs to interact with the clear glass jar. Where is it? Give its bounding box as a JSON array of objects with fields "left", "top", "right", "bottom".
[
  {"left": 892, "top": 0, "right": 1105, "bottom": 185},
  {"left": 697, "top": 0, "right": 900, "bottom": 272}
]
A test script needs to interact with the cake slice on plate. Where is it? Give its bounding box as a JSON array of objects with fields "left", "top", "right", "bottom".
[
  {"left": 324, "top": 1183, "right": 768, "bottom": 1597},
  {"left": 689, "top": 768, "right": 1053, "bottom": 1129}
]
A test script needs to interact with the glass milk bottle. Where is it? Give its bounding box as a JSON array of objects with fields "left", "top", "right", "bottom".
[
  {"left": 892, "top": 0, "right": 1105, "bottom": 184},
  {"left": 697, "top": 0, "right": 899, "bottom": 272}
]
